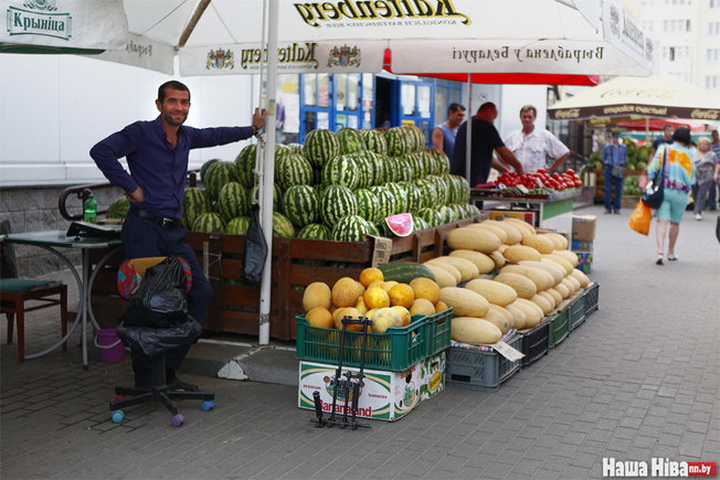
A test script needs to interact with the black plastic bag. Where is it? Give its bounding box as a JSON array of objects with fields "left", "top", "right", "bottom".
[
  {"left": 243, "top": 203, "right": 268, "bottom": 283},
  {"left": 117, "top": 320, "right": 201, "bottom": 357},
  {"left": 121, "top": 256, "right": 189, "bottom": 328}
]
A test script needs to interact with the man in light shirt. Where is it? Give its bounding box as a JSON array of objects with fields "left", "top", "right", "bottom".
[{"left": 505, "top": 104, "right": 570, "bottom": 173}]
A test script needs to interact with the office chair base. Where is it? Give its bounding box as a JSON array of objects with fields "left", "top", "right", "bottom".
[{"left": 109, "top": 385, "right": 215, "bottom": 426}]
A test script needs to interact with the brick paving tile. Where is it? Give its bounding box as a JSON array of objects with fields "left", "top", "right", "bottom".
[{"left": 2, "top": 206, "right": 718, "bottom": 480}]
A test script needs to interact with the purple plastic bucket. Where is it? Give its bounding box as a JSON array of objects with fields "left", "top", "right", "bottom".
[{"left": 96, "top": 328, "right": 125, "bottom": 363}]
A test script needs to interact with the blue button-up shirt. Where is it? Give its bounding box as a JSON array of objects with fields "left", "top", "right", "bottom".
[
  {"left": 90, "top": 116, "right": 252, "bottom": 218},
  {"left": 602, "top": 142, "right": 627, "bottom": 167}
]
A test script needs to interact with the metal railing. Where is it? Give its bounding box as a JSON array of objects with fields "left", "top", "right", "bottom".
[{"left": 58, "top": 171, "right": 199, "bottom": 221}]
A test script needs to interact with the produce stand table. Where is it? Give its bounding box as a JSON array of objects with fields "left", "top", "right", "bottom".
[
  {"left": 471, "top": 188, "right": 581, "bottom": 235},
  {"left": 88, "top": 215, "right": 485, "bottom": 341}
]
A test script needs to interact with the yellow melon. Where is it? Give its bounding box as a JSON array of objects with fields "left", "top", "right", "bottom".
[
  {"left": 521, "top": 234, "right": 556, "bottom": 254},
  {"left": 451, "top": 317, "right": 502, "bottom": 344},
  {"left": 464, "top": 278, "right": 518, "bottom": 306},
  {"left": 449, "top": 249, "right": 496, "bottom": 274},
  {"left": 439, "top": 287, "right": 490, "bottom": 317},
  {"left": 332, "top": 277, "right": 362, "bottom": 308},
  {"left": 303, "top": 282, "right": 332, "bottom": 312},
  {"left": 409, "top": 277, "right": 441, "bottom": 305},
  {"left": 503, "top": 244, "right": 542, "bottom": 264},
  {"left": 446, "top": 227, "right": 501, "bottom": 253},
  {"left": 410, "top": 298, "right": 436, "bottom": 317},
  {"left": 493, "top": 272, "right": 537, "bottom": 299},
  {"left": 305, "top": 307, "right": 334, "bottom": 329}
]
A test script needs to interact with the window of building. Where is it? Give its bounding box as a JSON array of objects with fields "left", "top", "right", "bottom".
[
  {"left": 706, "top": 76, "right": 720, "bottom": 88},
  {"left": 709, "top": 21, "right": 720, "bottom": 34}
]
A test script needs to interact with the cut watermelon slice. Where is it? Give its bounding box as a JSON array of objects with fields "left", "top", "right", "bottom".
[{"left": 384, "top": 213, "right": 414, "bottom": 237}]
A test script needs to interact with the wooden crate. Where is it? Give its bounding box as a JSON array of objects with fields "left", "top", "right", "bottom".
[{"left": 89, "top": 216, "right": 483, "bottom": 341}]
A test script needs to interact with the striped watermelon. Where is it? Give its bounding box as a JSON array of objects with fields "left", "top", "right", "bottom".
[
  {"left": 426, "top": 148, "right": 450, "bottom": 174},
  {"left": 282, "top": 184, "right": 318, "bottom": 228},
  {"left": 403, "top": 152, "right": 425, "bottom": 180},
  {"left": 297, "top": 223, "right": 331, "bottom": 240},
  {"left": 351, "top": 152, "right": 375, "bottom": 190},
  {"left": 412, "top": 215, "right": 430, "bottom": 231},
  {"left": 354, "top": 188, "right": 381, "bottom": 224},
  {"left": 427, "top": 175, "right": 449, "bottom": 205},
  {"left": 395, "top": 157, "right": 413, "bottom": 183},
  {"left": 303, "top": 129, "right": 339, "bottom": 169},
  {"left": 438, "top": 205, "right": 457, "bottom": 224},
  {"left": 217, "top": 182, "right": 250, "bottom": 221},
  {"left": 273, "top": 212, "right": 295, "bottom": 237},
  {"left": 415, "top": 207, "right": 444, "bottom": 227},
  {"left": 451, "top": 174, "right": 471, "bottom": 203},
  {"left": 384, "top": 127, "right": 408, "bottom": 157},
  {"left": 399, "top": 181, "right": 423, "bottom": 213},
  {"left": 361, "top": 129, "right": 387, "bottom": 155},
  {"left": 182, "top": 187, "right": 212, "bottom": 229},
  {"left": 286, "top": 143, "right": 304, "bottom": 155},
  {"left": 384, "top": 182, "right": 408, "bottom": 213},
  {"left": 225, "top": 216, "right": 250, "bottom": 235},
  {"left": 250, "top": 183, "right": 282, "bottom": 213},
  {"left": 276, "top": 153, "right": 313, "bottom": 191},
  {"left": 320, "top": 184, "right": 358, "bottom": 228},
  {"left": 336, "top": 128, "right": 365, "bottom": 155},
  {"left": 275, "top": 144, "right": 291, "bottom": 164},
  {"left": 234, "top": 144, "right": 257, "bottom": 189},
  {"left": 204, "top": 161, "right": 237, "bottom": 202},
  {"left": 321, "top": 154, "right": 359, "bottom": 190},
  {"left": 403, "top": 124, "right": 427, "bottom": 153},
  {"left": 413, "top": 179, "right": 438, "bottom": 209},
  {"left": 199, "top": 158, "right": 220, "bottom": 184},
  {"left": 368, "top": 185, "right": 397, "bottom": 219},
  {"left": 192, "top": 212, "right": 226, "bottom": 233},
  {"left": 331, "top": 215, "right": 373, "bottom": 242},
  {"left": 363, "top": 151, "right": 386, "bottom": 186},
  {"left": 367, "top": 222, "right": 380, "bottom": 236}
]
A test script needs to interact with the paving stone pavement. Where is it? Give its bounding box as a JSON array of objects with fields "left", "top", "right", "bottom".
[{"left": 1, "top": 205, "right": 718, "bottom": 480}]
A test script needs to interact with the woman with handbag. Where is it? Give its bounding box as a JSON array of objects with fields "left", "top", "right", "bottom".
[{"left": 647, "top": 127, "right": 696, "bottom": 265}]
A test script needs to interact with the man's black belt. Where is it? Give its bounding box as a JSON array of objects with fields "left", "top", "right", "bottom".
[{"left": 129, "top": 206, "right": 181, "bottom": 228}]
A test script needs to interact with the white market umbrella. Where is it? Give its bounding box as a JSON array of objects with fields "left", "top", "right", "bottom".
[
  {"left": 548, "top": 75, "right": 720, "bottom": 122},
  {"left": 0, "top": 0, "right": 656, "bottom": 346}
]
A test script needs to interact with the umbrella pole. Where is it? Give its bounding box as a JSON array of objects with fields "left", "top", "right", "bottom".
[
  {"left": 465, "top": 76, "right": 473, "bottom": 183},
  {"left": 258, "top": 0, "right": 279, "bottom": 346}
]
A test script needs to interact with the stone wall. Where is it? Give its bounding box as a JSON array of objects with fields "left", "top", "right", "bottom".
[{"left": 1, "top": 184, "right": 123, "bottom": 277}]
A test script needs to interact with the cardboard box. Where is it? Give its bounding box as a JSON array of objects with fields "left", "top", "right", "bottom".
[
  {"left": 298, "top": 352, "right": 445, "bottom": 422},
  {"left": 572, "top": 215, "right": 597, "bottom": 242},
  {"left": 571, "top": 240, "right": 594, "bottom": 251},
  {"left": 575, "top": 251, "right": 593, "bottom": 274},
  {"left": 484, "top": 209, "right": 537, "bottom": 227}
]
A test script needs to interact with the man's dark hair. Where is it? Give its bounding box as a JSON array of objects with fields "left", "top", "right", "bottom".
[
  {"left": 158, "top": 80, "right": 190, "bottom": 102},
  {"left": 448, "top": 103, "right": 466, "bottom": 114},
  {"left": 477, "top": 102, "right": 497, "bottom": 115}
]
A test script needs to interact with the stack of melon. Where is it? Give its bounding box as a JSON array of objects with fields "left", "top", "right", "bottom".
[
  {"left": 424, "top": 217, "right": 591, "bottom": 346},
  {"left": 185, "top": 125, "right": 480, "bottom": 239},
  {"left": 301, "top": 266, "right": 447, "bottom": 335}
]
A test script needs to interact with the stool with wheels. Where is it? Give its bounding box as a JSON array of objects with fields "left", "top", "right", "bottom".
[{"left": 108, "top": 256, "right": 215, "bottom": 427}]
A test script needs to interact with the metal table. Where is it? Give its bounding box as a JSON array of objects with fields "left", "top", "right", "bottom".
[
  {"left": 1, "top": 230, "right": 122, "bottom": 368},
  {"left": 472, "top": 189, "right": 580, "bottom": 235}
]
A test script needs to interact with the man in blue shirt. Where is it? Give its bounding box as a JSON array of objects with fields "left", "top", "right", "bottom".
[
  {"left": 91, "top": 80, "right": 266, "bottom": 390},
  {"left": 602, "top": 131, "right": 628, "bottom": 214},
  {"left": 431, "top": 102, "right": 465, "bottom": 159}
]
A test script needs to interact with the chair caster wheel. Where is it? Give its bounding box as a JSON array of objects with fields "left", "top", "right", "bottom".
[
  {"left": 171, "top": 414, "right": 185, "bottom": 427},
  {"left": 111, "top": 410, "right": 124, "bottom": 423},
  {"left": 201, "top": 400, "right": 215, "bottom": 411}
]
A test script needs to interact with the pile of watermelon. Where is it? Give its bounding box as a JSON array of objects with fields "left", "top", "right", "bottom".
[{"left": 186, "top": 125, "right": 480, "bottom": 241}]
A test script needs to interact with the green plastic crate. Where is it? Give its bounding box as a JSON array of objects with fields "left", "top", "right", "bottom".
[
  {"left": 426, "top": 308, "right": 453, "bottom": 356},
  {"left": 548, "top": 308, "right": 570, "bottom": 349},
  {"left": 295, "top": 314, "right": 428, "bottom": 371},
  {"left": 446, "top": 334, "right": 523, "bottom": 392}
]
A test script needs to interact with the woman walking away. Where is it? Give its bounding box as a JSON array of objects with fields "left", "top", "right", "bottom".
[
  {"left": 649, "top": 127, "right": 695, "bottom": 265},
  {"left": 692, "top": 137, "right": 718, "bottom": 221}
]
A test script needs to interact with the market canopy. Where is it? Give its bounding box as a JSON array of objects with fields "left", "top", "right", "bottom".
[
  {"left": 548, "top": 75, "right": 720, "bottom": 122},
  {"left": 1, "top": 0, "right": 655, "bottom": 78}
]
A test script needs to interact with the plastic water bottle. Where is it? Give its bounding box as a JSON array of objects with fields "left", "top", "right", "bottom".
[{"left": 84, "top": 194, "right": 97, "bottom": 224}]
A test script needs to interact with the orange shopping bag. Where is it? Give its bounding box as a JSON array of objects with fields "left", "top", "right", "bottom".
[{"left": 628, "top": 200, "right": 652, "bottom": 236}]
